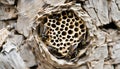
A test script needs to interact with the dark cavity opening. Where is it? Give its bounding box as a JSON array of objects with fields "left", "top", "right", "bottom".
[
  {"left": 62, "top": 11, "right": 66, "bottom": 16},
  {"left": 63, "top": 16, "right": 67, "bottom": 19},
  {"left": 75, "top": 22, "right": 79, "bottom": 26},
  {"left": 68, "top": 30, "right": 73, "bottom": 34},
  {"left": 62, "top": 31, "right": 66, "bottom": 36},
  {"left": 81, "top": 29, "right": 85, "bottom": 32},
  {"left": 51, "top": 24, "right": 56, "bottom": 28},
  {"left": 80, "top": 24, "right": 84, "bottom": 29},
  {"left": 74, "top": 33, "right": 78, "bottom": 38},
  {"left": 53, "top": 42, "right": 56, "bottom": 45},
  {"left": 99, "top": 22, "right": 118, "bottom": 29},
  {"left": 56, "top": 21, "right": 60, "bottom": 25},
  {"left": 75, "top": 28, "right": 79, "bottom": 32},
  {"left": 47, "top": 22, "right": 50, "bottom": 26},
  {"left": 57, "top": 44, "right": 60, "bottom": 46},
  {"left": 51, "top": 40, "right": 54, "bottom": 42},
  {"left": 62, "top": 21, "right": 65, "bottom": 24},
  {"left": 67, "top": 35, "right": 71, "bottom": 38},
  {"left": 61, "top": 24, "right": 64, "bottom": 28},
  {"left": 67, "top": 19, "right": 70, "bottom": 22},
  {"left": 65, "top": 27, "right": 68, "bottom": 30},
  {"left": 30, "top": 65, "right": 38, "bottom": 69},
  {"left": 69, "top": 25, "right": 74, "bottom": 29},
  {"left": 55, "top": 27, "right": 59, "bottom": 30}
]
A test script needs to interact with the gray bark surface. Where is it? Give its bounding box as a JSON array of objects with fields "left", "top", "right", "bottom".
[{"left": 0, "top": 0, "right": 120, "bottom": 69}]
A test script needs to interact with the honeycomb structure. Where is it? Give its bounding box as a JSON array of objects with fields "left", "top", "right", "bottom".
[{"left": 40, "top": 9, "right": 86, "bottom": 58}]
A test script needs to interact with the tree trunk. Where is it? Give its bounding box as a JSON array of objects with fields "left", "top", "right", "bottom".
[{"left": 0, "top": 0, "right": 120, "bottom": 69}]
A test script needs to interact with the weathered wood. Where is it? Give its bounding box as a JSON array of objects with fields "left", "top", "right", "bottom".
[
  {"left": 0, "top": 0, "right": 15, "bottom": 5},
  {"left": 0, "top": 0, "right": 120, "bottom": 69},
  {"left": 0, "top": 5, "right": 17, "bottom": 20}
]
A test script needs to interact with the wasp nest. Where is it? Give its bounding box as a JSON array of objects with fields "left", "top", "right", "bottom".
[{"left": 38, "top": 9, "right": 87, "bottom": 59}]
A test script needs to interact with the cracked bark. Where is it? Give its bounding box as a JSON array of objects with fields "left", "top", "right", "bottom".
[{"left": 0, "top": 0, "right": 120, "bottom": 69}]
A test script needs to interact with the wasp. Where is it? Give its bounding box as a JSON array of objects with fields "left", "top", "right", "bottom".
[{"left": 37, "top": 19, "right": 49, "bottom": 42}]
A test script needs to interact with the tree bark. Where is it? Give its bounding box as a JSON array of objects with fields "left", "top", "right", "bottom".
[{"left": 0, "top": 0, "right": 120, "bottom": 69}]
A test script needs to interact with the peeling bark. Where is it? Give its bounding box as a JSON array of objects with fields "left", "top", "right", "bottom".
[{"left": 0, "top": 0, "right": 120, "bottom": 69}]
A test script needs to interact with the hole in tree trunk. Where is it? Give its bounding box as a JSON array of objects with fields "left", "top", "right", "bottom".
[{"left": 99, "top": 22, "right": 118, "bottom": 29}]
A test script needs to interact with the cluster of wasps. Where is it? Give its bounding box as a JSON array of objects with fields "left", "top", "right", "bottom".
[{"left": 36, "top": 6, "right": 89, "bottom": 61}]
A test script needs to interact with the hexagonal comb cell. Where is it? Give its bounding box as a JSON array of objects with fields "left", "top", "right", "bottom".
[{"left": 39, "top": 9, "right": 86, "bottom": 58}]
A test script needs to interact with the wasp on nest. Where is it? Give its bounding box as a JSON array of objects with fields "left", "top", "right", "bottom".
[{"left": 36, "top": 9, "right": 88, "bottom": 60}]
